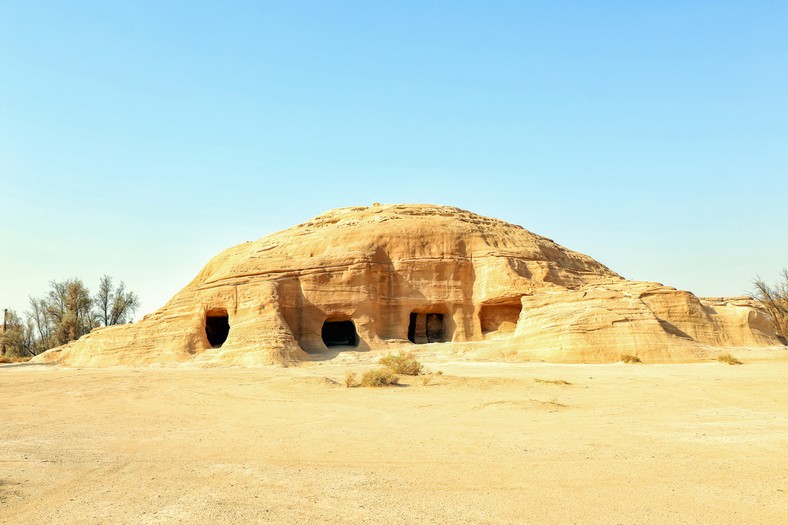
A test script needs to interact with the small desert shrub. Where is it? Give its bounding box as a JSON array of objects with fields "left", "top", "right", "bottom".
[
  {"left": 344, "top": 371, "right": 357, "bottom": 388},
  {"left": 717, "top": 353, "right": 742, "bottom": 365},
  {"left": 359, "top": 368, "right": 400, "bottom": 387},
  {"left": 620, "top": 354, "right": 642, "bottom": 364},
  {"left": 379, "top": 350, "right": 423, "bottom": 375},
  {"left": 534, "top": 378, "right": 571, "bottom": 385}
]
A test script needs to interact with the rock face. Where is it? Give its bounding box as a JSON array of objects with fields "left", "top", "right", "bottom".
[{"left": 34, "top": 204, "right": 782, "bottom": 366}]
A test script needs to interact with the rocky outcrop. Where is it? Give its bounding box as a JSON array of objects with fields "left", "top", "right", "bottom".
[
  {"left": 34, "top": 204, "right": 783, "bottom": 366},
  {"left": 480, "top": 284, "right": 778, "bottom": 363}
]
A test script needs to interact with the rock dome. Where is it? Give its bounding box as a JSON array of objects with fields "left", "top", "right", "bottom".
[{"left": 35, "top": 204, "right": 781, "bottom": 366}]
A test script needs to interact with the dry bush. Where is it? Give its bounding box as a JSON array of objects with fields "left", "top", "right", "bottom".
[
  {"left": 344, "top": 371, "right": 357, "bottom": 388},
  {"left": 753, "top": 270, "right": 788, "bottom": 341},
  {"left": 0, "top": 356, "right": 31, "bottom": 364},
  {"left": 717, "top": 353, "right": 742, "bottom": 365},
  {"left": 534, "top": 378, "right": 571, "bottom": 385},
  {"left": 379, "top": 350, "right": 423, "bottom": 375},
  {"left": 359, "top": 368, "right": 400, "bottom": 387},
  {"left": 620, "top": 354, "right": 642, "bottom": 364}
]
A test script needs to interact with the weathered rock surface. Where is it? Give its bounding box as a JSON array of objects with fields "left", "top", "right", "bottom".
[{"left": 34, "top": 204, "right": 782, "bottom": 366}]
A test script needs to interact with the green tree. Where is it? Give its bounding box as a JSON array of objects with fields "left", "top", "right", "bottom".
[
  {"left": 45, "top": 278, "right": 96, "bottom": 345},
  {"left": 1, "top": 309, "right": 36, "bottom": 357},
  {"left": 2, "top": 309, "right": 22, "bottom": 357},
  {"left": 13, "top": 275, "right": 140, "bottom": 355}
]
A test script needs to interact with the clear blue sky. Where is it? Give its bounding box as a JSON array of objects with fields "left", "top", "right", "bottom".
[{"left": 1, "top": 1, "right": 786, "bottom": 319}]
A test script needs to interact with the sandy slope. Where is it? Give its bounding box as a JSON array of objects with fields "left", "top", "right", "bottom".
[{"left": 2, "top": 348, "right": 787, "bottom": 524}]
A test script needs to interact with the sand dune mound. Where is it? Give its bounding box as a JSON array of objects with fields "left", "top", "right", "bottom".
[{"left": 34, "top": 203, "right": 781, "bottom": 366}]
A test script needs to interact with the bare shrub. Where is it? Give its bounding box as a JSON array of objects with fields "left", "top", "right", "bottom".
[
  {"left": 620, "top": 354, "right": 642, "bottom": 364},
  {"left": 344, "top": 371, "right": 357, "bottom": 388},
  {"left": 379, "top": 351, "right": 423, "bottom": 375},
  {"left": 717, "top": 353, "right": 742, "bottom": 365},
  {"left": 360, "top": 368, "right": 400, "bottom": 387},
  {"left": 753, "top": 270, "right": 788, "bottom": 340}
]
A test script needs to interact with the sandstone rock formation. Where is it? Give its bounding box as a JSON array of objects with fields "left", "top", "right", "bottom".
[{"left": 34, "top": 204, "right": 782, "bottom": 366}]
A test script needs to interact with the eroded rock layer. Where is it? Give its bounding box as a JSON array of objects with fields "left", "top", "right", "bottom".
[{"left": 35, "top": 204, "right": 782, "bottom": 366}]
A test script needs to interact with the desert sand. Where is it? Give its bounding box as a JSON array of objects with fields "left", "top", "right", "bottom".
[{"left": 3, "top": 345, "right": 787, "bottom": 524}]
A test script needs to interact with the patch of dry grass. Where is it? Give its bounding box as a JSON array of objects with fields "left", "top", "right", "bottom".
[
  {"left": 359, "top": 368, "right": 400, "bottom": 387},
  {"left": 420, "top": 370, "right": 444, "bottom": 386},
  {"left": 620, "top": 354, "right": 642, "bottom": 364},
  {"left": 379, "top": 351, "right": 423, "bottom": 375},
  {"left": 534, "top": 378, "right": 571, "bottom": 385},
  {"left": 717, "top": 353, "right": 742, "bottom": 365}
]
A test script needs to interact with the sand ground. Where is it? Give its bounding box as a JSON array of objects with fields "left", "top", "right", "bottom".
[{"left": 2, "top": 347, "right": 787, "bottom": 524}]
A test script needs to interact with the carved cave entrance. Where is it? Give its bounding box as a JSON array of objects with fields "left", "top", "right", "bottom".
[
  {"left": 408, "top": 313, "right": 446, "bottom": 344},
  {"left": 205, "top": 308, "right": 230, "bottom": 348},
  {"left": 321, "top": 320, "right": 359, "bottom": 348}
]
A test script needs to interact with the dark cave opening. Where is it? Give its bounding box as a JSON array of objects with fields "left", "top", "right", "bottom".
[
  {"left": 321, "top": 320, "right": 359, "bottom": 347},
  {"left": 205, "top": 309, "right": 230, "bottom": 348},
  {"left": 408, "top": 312, "right": 445, "bottom": 344}
]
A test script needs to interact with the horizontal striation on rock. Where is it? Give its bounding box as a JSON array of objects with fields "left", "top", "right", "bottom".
[{"left": 33, "top": 204, "right": 783, "bottom": 366}]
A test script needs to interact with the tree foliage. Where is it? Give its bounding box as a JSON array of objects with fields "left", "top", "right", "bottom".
[
  {"left": 94, "top": 275, "right": 140, "bottom": 327},
  {"left": 753, "top": 269, "right": 788, "bottom": 340},
  {"left": 46, "top": 278, "right": 94, "bottom": 346},
  {"left": 1, "top": 276, "right": 140, "bottom": 357},
  {"left": 1, "top": 309, "right": 35, "bottom": 358}
]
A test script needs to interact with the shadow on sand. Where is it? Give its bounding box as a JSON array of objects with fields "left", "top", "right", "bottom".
[{"left": 0, "top": 361, "right": 54, "bottom": 369}]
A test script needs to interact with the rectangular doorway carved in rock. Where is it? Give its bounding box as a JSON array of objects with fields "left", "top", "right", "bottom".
[
  {"left": 408, "top": 312, "right": 446, "bottom": 344},
  {"left": 426, "top": 313, "right": 444, "bottom": 342}
]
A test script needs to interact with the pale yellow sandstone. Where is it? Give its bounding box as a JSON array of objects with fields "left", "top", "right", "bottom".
[{"left": 33, "top": 204, "right": 782, "bottom": 366}]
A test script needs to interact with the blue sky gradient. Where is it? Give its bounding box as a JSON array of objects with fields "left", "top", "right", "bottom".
[{"left": 1, "top": 1, "right": 786, "bottom": 317}]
